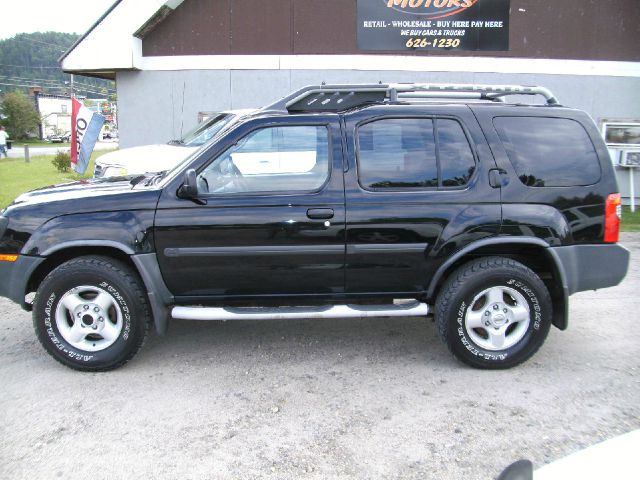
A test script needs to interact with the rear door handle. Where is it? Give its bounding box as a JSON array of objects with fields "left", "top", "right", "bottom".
[
  {"left": 306, "top": 208, "right": 334, "bottom": 219},
  {"left": 488, "top": 169, "right": 509, "bottom": 188}
]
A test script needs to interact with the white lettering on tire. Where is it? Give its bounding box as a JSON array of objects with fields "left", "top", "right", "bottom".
[{"left": 43, "top": 279, "right": 134, "bottom": 362}]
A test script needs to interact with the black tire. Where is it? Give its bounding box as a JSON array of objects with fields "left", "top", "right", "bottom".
[
  {"left": 33, "top": 256, "right": 151, "bottom": 371},
  {"left": 435, "top": 256, "right": 552, "bottom": 369}
]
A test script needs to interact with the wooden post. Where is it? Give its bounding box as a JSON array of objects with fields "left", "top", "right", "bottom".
[
  {"left": 24, "top": 144, "right": 30, "bottom": 163},
  {"left": 630, "top": 168, "right": 636, "bottom": 213}
]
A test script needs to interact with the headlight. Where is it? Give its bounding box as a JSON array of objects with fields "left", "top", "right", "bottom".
[{"left": 103, "top": 166, "right": 129, "bottom": 177}]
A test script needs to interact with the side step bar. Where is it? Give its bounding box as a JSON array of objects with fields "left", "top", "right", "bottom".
[{"left": 171, "top": 301, "right": 430, "bottom": 321}]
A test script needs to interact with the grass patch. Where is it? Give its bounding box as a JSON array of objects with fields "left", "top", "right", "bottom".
[
  {"left": 622, "top": 206, "right": 640, "bottom": 232},
  {"left": 0, "top": 150, "right": 114, "bottom": 209}
]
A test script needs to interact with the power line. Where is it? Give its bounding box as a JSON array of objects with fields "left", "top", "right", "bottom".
[
  {"left": 0, "top": 74, "right": 115, "bottom": 90},
  {"left": 0, "top": 81, "right": 114, "bottom": 96},
  {"left": 0, "top": 75, "right": 116, "bottom": 94},
  {"left": 0, "top": 81, "right": 48, "bottom": 88},
  {"left": 0, "top": 81, "right": 110, "bottom": 94},
  {"left": 0, "top": 62, "right": 62, "bottom": 69},
  {"left": 0, "top": 75, "right": 64, "bottom": 85},
  {"left": 10, "top": 36, "right": 70, "bottom": 53},
  {"left": 13, "top": 34, "right": 72, "bottom": 48}
]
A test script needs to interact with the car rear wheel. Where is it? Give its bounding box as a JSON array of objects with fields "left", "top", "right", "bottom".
[
  {"left": 435, "top": 256, "right": 552, "bottom": 369},
  {"left": 33, "top": 256, "right": 150, "bottom": 371}
]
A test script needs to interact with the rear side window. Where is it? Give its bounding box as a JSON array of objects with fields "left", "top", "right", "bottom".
[
  {"left": 494, "top": 117, "right": 601, "bottom": 187},
  {"left": 357, "top": 119, "right": 437, "bottom": 188},
  {"left": 357, "top": 118, "right": 475, "bottom": 190}
]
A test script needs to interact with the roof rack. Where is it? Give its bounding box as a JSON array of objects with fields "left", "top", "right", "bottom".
[{"left": 265, "top": 83, "right": 559, "bottom": 113}]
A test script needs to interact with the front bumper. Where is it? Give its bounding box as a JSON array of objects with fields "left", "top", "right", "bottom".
[
  {"left": 551, "top": 243, "right": 630, "bottom": 295},
  {"left": 0, "top": 255, "right": 45, "bottom": 309}
]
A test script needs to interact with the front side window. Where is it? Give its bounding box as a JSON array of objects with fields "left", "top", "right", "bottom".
[
  {"left": 197, "top": 125, "right": 329, "bottom": 194},
  {"left": 357, "top": 118, "right": 475, "bottom": 190}
]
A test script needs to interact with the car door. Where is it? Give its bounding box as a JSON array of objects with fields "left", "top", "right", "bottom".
[
  {"left": 343, "top": 105, "right": 502, "bottom": 295},
  {"left": 154, "top": 115, "right": 346, "bottom": 300}
]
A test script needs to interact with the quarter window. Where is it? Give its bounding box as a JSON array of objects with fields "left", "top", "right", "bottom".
[
  {"left": 494, "top": 117, "right": 601, "bottom": 187},
  {"left": 357, "top": 118, "right": 475, "bottom": 190},
  {"left": 438, "top": 119, "right": 476, "bottom": 187},
  {"left": 197, "top": 126, "right": 329, "bottom": 194}
]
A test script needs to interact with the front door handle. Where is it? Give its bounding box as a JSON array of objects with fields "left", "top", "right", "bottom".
[{"left": 306, "top": 208, "right": 334, "bottom": 220}]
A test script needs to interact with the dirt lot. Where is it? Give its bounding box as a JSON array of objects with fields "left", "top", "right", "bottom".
[{"left": 1, "top": 234, "right": 639, "bottom": 480}]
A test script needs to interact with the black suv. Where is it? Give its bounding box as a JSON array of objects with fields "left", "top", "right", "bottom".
[{"left": 0, "top": 84, "right": 630, "bottom": 371}]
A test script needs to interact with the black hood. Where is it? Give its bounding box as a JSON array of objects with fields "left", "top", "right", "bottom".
[{"left": 2, "top": 176, "right": 162, "bottom": 226}]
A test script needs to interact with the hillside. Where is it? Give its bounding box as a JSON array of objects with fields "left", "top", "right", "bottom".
[{"left": 0, "top": 32, "right": 115, "bottom": 99}]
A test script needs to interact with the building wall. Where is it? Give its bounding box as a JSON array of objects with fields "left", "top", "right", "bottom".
[
  {"left": 141, "top": 0, "right": 640, "bottom": 61},
  {"left": 36, "top": 96, "right": 72, "bottom": 138},
  {"left": 117, "top": 68, "right": 640, "bottom": 145}
]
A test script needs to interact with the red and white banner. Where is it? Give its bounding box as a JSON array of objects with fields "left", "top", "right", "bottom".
[{"left": 71, "top": 98, "right": 105, "bottom": 175}]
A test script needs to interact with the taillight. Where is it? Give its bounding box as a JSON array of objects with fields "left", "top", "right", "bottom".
[{"left": 604, "top": 193, "right": 622, "bottom": 243}]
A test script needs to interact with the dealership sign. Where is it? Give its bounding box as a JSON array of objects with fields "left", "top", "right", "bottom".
[{"left": 357, "top": 0, "right": 510, "bottom": 51}]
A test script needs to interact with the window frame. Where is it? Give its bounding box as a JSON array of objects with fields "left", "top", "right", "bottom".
[
  {"left": 354, "top": 115, "right": 478, "bottom": 193},
  {"left": 195, "top": 123, "right": 334, "bottom": 198}
]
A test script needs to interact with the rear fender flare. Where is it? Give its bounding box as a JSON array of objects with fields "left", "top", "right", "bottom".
[{"left": 427, "top": 237, "right": 569, "bottom": 330}]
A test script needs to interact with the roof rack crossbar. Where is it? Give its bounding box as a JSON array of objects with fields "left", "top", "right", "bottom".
[
  {"left": 265, "top": 83, "right": 559, "bottom": 113},
  {"left": 389, "top": 83, "right": 559, "bottom": 105},
  {"left": 396, "top": 91, "right": 506, "bottom": 102}
]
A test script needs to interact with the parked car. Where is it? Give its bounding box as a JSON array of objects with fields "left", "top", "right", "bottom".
[
  {"left": 93, "top": 110, "right": 253, "bottom": 178},
  {"left": 48, "top": 132, "right": 70, "bottom": 143},
  {"left": 0, "top": 83, "right": 630, "bottom": 371},
  {"left": 102, "top": 130, "right": 118, "bottom": 140}
]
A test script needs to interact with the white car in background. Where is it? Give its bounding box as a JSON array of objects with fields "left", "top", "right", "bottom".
[
  {"left": 94, "top": 110, "right": 253, "bottom": 178},
  {"left": 497, "top": 429, "right": 640, "bottom": 480}
]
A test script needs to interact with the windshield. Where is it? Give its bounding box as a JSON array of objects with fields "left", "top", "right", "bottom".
[
  {"left": 178, "top": 113, "right": 233, "bottom": 146},
  {"left": 157, "top": 112, "right": 249, "bottom": 188}
]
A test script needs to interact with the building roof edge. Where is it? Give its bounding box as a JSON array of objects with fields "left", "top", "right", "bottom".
[{"left": 58, "top": 0, "right": 124, "bottom": 64}]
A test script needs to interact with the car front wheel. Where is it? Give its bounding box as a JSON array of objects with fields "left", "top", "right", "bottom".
[{"left": 33, "top": 256, "right": 150, "bottom": 371}]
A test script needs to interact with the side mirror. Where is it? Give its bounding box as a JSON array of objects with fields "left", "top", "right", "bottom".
[
  {"left": 178, "top": 168, "right": 198, "bottom": 199},
  {"left": 496, "top": 460, "right": 533, "bottom": 480}
]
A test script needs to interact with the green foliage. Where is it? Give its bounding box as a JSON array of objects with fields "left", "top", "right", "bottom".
[
  {"left": 0, "top": 149, "right": 114, "bottom": 209},
  {"left": 0, "top": 32, "right": 115, "bottom": 98},
  {"left": 51, "top": 149, "right": 71, "bottom": 172},
  {"left": 1, "top": 91, "right": 41, "bottom": 139},
  {"left": 622, "top": 206, "right": 640, "bottom": 232}
]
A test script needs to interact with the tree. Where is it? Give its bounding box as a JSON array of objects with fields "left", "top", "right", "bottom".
[
  {"left": 0, "top": 32, "right": 116, "bottom": 98},
  {"left": 0, "top": 91, "right": 41, "bottom": 139}
]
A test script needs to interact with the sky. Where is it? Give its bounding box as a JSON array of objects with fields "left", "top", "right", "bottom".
[{"left": 1, "top": 0, "right": 116, "bottom": 41}]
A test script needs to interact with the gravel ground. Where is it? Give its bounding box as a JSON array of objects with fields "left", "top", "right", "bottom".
[{"left": 1, "top": 234, "right": 639, "bottom": 480}]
